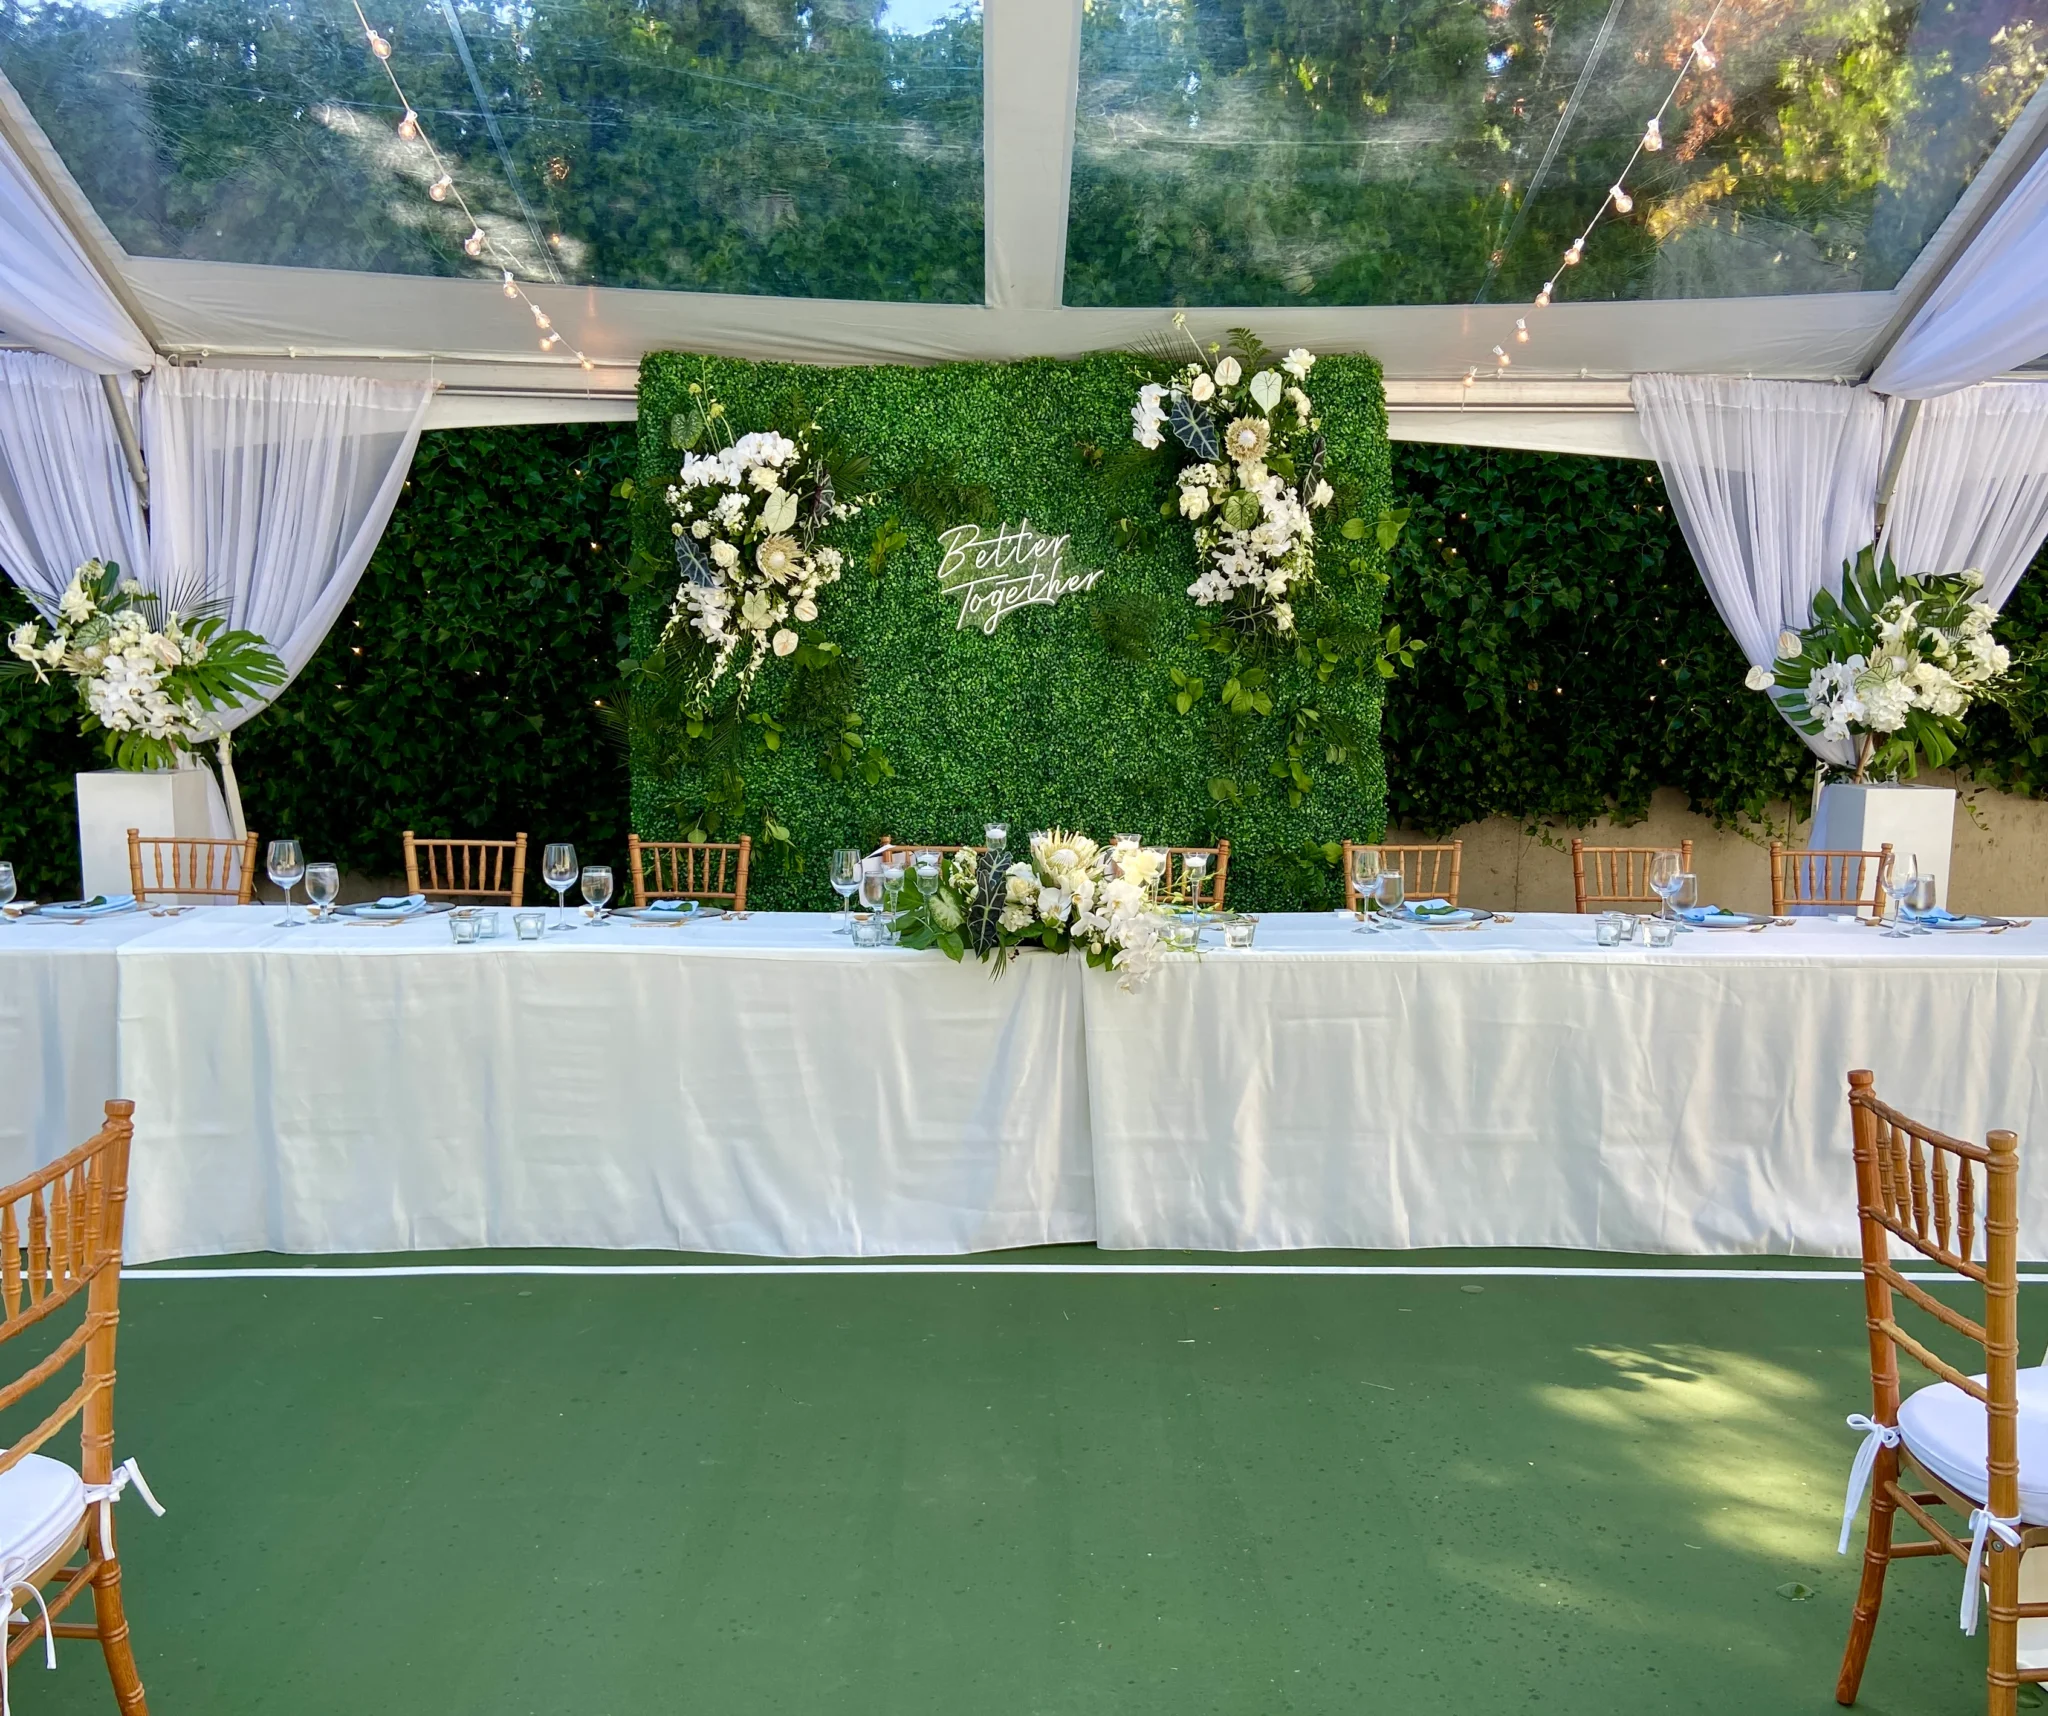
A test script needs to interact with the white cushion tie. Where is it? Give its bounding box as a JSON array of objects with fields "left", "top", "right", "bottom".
[
  {"left": 1962, "top": 1507, "right": 2025, "bottom": 1635},
  {"left": 79, "top": 1459, "right": 163, "bottom": 1560},
  {"left": 0, "top": 1562, "right": 57, "bottom": 1716},
  {"left": 1839, "top": 1414, "right": 1904, "bottom": 1554}
]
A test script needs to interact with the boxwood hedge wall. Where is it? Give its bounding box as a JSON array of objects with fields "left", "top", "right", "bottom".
[{"left": 630, "top": 349, "right": 1395, "bottom": 912}]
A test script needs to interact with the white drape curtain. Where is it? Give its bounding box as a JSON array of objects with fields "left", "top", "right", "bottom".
[
  {"left": 0, "top": 136, "right": 152, "bottom": 376},
  {"left": 1630, "top": 374, "right": 1885, "bottom": 766},
  {"left": 0, "top": 352, "right": 147, "bottom": 610},
  {"left": 1868, "top": 146, "right": 2048, "bottom": 400},
  {"left": 1879, "top": 385, "right": 2048, "bottom": 610}
]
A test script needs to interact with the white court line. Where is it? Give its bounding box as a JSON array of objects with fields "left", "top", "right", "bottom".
[{"left": 120, "top": 1262, "right": 2046, "bottom": 1283}]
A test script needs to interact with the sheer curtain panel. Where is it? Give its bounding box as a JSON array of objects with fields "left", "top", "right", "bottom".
[
  {"left": 142, "top": 367, "right": 434, "bottom": 831},
  {"left": 1878, "top": 384, "right": 2048, "bottom": 609},
  {"left": 0, "top": 126, "right": 153, "bottom": 375},
  {"left": 1630, "top": 374, "right": 1885, "bottom": 766},
  {"left": 0, "top": 352, "right": 147, "bottom": 609},
  {"left": 1868, "top": 147, "right": 2048, "bottom": 400}
]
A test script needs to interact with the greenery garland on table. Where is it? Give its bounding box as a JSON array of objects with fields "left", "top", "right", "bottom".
[{"left": 625, "top": 348, "right": 1398, "bottom": 914}]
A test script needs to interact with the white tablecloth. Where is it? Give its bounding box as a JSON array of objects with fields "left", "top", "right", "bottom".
[
  {"left": 1083, "top": 912, "right": 2048, "bottom": 1255},
  {"left": 4, "top": 906, "right": 2046, "bottom": 1261}
]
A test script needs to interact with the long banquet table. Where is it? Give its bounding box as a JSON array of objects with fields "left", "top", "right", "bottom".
[{"left": 3, "top": 905, "right": 2045, "bottom": 1262}]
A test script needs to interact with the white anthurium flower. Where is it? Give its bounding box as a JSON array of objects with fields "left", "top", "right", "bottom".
[
  {"left": 772, "top": 628, "right": 800, "bottom": 657},
  {"left": 1189, "top": 372, "right": 1216, "bottom": 403},
  {"left": 1745, "top": 664, "right": 1777, "bottom": 691},
  {"left": 1248, "top": 369, "right": 1283, "bottom": 412},
  {"left": 1214, "top": 356, "right": 1242, "bottom": 386},
  {"left": 1776, "top": 629, "right": 1802, "bottom": 658},
  {"left": 793, "top": 598, "right": 818, "bottom": 623}
]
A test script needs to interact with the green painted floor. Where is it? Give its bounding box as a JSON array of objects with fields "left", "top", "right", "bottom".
[{"left": 22, "top": 1249, "right": 2038, "bottom": 1715}]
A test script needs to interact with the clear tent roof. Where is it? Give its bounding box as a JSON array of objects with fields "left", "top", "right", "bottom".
[{"left": 0, "top": 0, "right": 2043, "bottom": 442}]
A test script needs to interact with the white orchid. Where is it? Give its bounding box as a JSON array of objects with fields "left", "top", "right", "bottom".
[{"left": 1131, "top": 383, "right": 1168, "bottom": 450}]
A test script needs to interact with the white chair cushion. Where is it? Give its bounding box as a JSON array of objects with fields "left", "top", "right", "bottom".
[
  {"left": 0, "top": 1456, "right": 83, "bottom": 1577},
  {"left": 1898, "top": 1365, "right": 2048, "bottom": 1524}
]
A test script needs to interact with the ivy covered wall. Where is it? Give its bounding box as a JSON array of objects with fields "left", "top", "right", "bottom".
[{"left": 5, "top": 426, "right": 2046, "bottom": 903}]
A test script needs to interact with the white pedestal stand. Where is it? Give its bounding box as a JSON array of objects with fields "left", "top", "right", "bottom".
[
  {"left": 75, "top": 763, "right": 232, "bottom": 898},
  {"left": 1810, "top": 783, "right": 1957, "bottom": 910}
]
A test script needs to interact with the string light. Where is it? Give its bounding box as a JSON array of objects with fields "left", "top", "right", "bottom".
[
  {"left": 1609, "top": 184, "right": 1633, "bottom": 215},
  {"left": 1536, "top": 281, "right": 1553, "bottom": 306},
  {"left": 350, "top": 0, "right": 595, "bottom": 373},
  {"left": 1514, "top": 317, "right": 1529, "bottom": 342},
  {"left": 1462, "top": 367, "right": 1479, "bottom": 388},
  {"left": 1563, "top": 239, "right": 1584, "bottom": 266},
  {"left": 1492, "top": 344, "right": 1511, "bottom": 368},
  {"left": 1643, "top": 116, "right": 1663, "bottom": 152},
  {"left": 1692, "top": 37, "right": 1716, "bottom": 69}
]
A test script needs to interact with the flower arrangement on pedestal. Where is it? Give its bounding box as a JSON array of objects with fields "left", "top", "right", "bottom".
[
  {"left": 662, "top": 385, "right": 865, "bottom": 697},
  {"left": 1130, "top": 319, "right": 1336, "bottom": 635},
  {"left": 4, "top": 560, "right": 284, "bottom": 770},
  {"left": 1746, "top": 547, "right": 2017, "bottom": 781},
  {"left": 895, "top": 833, "right": 1172, "bottom": 989}
]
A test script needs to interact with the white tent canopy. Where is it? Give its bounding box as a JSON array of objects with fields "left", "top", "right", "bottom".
[{"left": 0, "top": 0, "right": 2044, "bottom": 456}]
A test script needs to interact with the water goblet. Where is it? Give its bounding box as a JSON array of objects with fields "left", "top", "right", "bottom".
[
  {"left": 1647, "top": 849, "right": 1683, "bottom": 923},
  {"left": 303, "top": 862, "right": 340, "bottom": 922},
  {"left": 1373, "top": 868, "right": 1406, "bottom": 917},
  {"left": 1910, "top": 873, "right": 1938, "bottom": 934},
  {"left": 0, "top": 862, "right": 15, "bottom": 920},
  {"left": 858, "top": 857, "right": 886, "bottom": 919},
  {"left": 830, "top": 848, "right": 861, "bottom": 932},
  {"left": 1670, "top": 871, "right": 1699, "bottom": 928},
  {"left": 581, "top": 864, "right": 614, "bottom": 922},
  {"left": 543, "top": 842, "right": 578, "bottom": 931},
  {"left": 1883, "top": 863, "right": 1921, "bottom": 938},
  {"left": 267, "top": 838, "right": 305, "bottom": 927}
]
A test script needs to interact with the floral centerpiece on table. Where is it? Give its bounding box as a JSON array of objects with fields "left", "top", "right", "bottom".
[
  {"left": 895, "top": 833, "right": 1173, "bottom": 990},
  {"left": 1130, "top": 318, "right": 1336, "bottom": 635},
  {"left": 1745, "top": 546, "right": 2018, "bottom": 780},
  {"left": 662, "top": 384, "right": 865, "bottom": 698},
  {"left": 5, "top": 560, "right": 285, "bottom": 770}
]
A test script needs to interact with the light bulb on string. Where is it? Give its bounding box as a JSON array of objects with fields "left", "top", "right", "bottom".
[
  {"left": 501, "top": 271, "right": 517, "bottom": 298},
  {"left": 530, "top": 303, "right": 551, "bottom": 329},
  {"left": 463, "top": 227, "right": 485, "bottom": 258},
  {"left": 1563, "top": 240, "right": 1584, "bottom": 266},
  {"left": 1492, "top": 344, "right": 1511, "bottom": 369},
  {"left": 1514, "top": 317, "right": 1529, "bottom": 343},
  {"left": 1643, "top": 116, "right": 1663, "bottom": 152},
  {"left": 1462, "top": 367, "right": 1478, "bottom": 389},
  {"left": 366, "top": 29, "right": 391, "bottom": 57},
  {"left": 429, "top": 174, "right": 452, "bottom": 203},
  {"left": 1693, "top": 37, "right": 1715, "bottom": 69},
  {"left": 1609, "top": 184, "right": 1633, "bottom": 215},
  {"left": 579, "top": 355, "right": 594, "bottom": 371},
  {"left": 397, "top": 107, "right": 418, "bottom": 141},
  {"left": 1536, "top": 281, "right": 1553, "bottom": 306}
]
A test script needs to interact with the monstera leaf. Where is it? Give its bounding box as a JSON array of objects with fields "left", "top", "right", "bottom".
[
  {"left": 1167, "top": 392, "right": 1219, "bottom": 460},
  {"left": 673, "top": 531, "right": 717, "bottom": 588}
]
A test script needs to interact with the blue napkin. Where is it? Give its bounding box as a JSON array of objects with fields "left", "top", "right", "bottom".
[
  {"left": 1677, "top": 905, "right": 1743, "bottom": 925},
  {"left": 1914, "top": 908, "right": 1979, "bottom": 927},
  {"left": 359, "top": 893, "right": 427, "bottom": 919},
  {"left": 646, "top": 899, "right": 699, "bottom": 915},
  {"left": 49, "top": 894, "right": 136, "bottom": 917}
]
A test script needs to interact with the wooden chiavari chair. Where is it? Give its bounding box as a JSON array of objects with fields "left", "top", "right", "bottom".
[
  {"left": 1159, "top": 842, "right": 1229, "bottom": 909},
  {"left": 876, "top": 838, "right": 980, "bottom": 866},
  {"left": 1571, "top": 838, "right": 1694, "bottom": 913},
  {"left": 1771, "top": 842, "right": 1892, "bottom": 919},
  {"left": 1836, "top": 1070, "right": 2042, "bottom": 1714},
  {"left": 627, "top": 835, "right": 751, "bottom": 912},
  {"left": 126, "top": 830, "right": 259, "bottom": 906},
  {"left": 0, "top": 1099, "right": 158, "bottom": 1715},
  {"left": 402, "top": 831, "right": 527, "bottom": 907},
  {"left": 1341, "top": 840, "right": 1462, "bottom": 911}
]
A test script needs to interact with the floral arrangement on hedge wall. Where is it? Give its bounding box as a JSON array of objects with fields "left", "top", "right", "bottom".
[
  {"left": 1131, "top": 318, "right": 1336, "bottom": 635},
  {"left": 1748, "top": 546, "right": 2017, "bottom": 781}
]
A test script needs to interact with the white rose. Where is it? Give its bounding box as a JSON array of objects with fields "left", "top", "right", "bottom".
[
  {"left": 1179, "top": 486, "right": 1210, "bottom": 520},
  {"left": 1745, "top": 665, "right": 1776, "bottom": 691},
  {"left": 749, "top": 467, "right": 779, "bottom": 491},
  {"left": 1214, "top": 356, "right": 1241, "bottom": 386},
  {"left": 1189, "top": 373, "right": 1216, "bottom": 403},
  {"left": 1283, "top": 347, "right": 1316, "bottom": 380},
  {"left": 710, "top": 539, "right": 739, "bottom": 569}
]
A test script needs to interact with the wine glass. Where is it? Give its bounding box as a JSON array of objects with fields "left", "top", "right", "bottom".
[
  {"left": 543, "top": 842, "right": 578, "bottom": 931},
  {"left": 1349, "top": 847, "right": 1380, "bottom": 918},
  {"left": 1884, "top": 862, "right": 1921, "bottom": 938},
  {"left": 1373, "top": 868, "right": 1406, "bottom": 917},
  {"left": 830, "top": 848, "right": 861, "bottom": 932},
  {"left": 1910, "top": 873, "right": 1938, "bottom": 934},
  {"left": 581, "top": 864, "right": 614, "bottom": 922},
  {"left": 303, "top": 862, "right": 340, "bottom": 923},
  {"left": 267, "top": 838, "right": 305, "bottom": 927},
  {"left": 0, "top": 862, "right": 15, "bottom": 921},
  {"left": 914, "top": 852, "right": 942, "bottom": 901},
  {"left": 1647, "top": 849, "right": 1683, "bottom": 923}
]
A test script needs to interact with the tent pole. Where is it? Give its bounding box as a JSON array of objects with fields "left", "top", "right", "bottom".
[
  {"left": 97, "top": 373, "right": 148, "bottom": 513},
  {"left": 1871, "top": 397, "right": 1921, "bottom": 538}
]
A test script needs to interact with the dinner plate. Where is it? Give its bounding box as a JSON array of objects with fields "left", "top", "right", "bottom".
[
  {"left": 335, "top": 899, "right": 454, "bottom": 920},
  {"left": 1917, "top": 914, "right": 1990, "bottom": 931},
  {"left": 615, "top": 903, "right": 702, "bottom": 923},
  {"left": 1677, "top": 910, "right": 1760, "bottom": 929},
  {"left": 34, "top": 897, "right": 138, "bottom": 918},
  {"left": 1393, "top": 905, "right": 1491, "bottom": 926}
]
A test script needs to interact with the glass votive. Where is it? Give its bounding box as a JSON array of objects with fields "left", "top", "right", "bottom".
[
  {"left": 1618, "top": 913, "right": 1640, "bottom": 941},
  {"left": 1595, "top": 912, "right": 1624, "bottom": 947},
  {"left": 449, "top": 913, "right": 481, "bottom": 944},
  {"left": 475, "top": 910, "right": 500, "bottom": 939},
  {"left": 851, "top": 915, "right": 889, "bottom": 948},
  {"left": 1644, "top": 917, "right": 1677, "bottom": 948},
  {"left": 513, "top": 910, "right": 546, "bottom": 941},
  {"left": 1222, "top": 914, "right": 1257, "bottom": 950}
]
